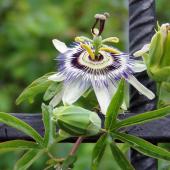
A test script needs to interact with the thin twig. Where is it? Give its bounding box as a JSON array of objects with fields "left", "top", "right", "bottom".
[{"left": 69, "top": 137, "right": 84, "bottom": 156}]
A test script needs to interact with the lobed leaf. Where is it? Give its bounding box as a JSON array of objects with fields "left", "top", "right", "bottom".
[
  {"left": 105, "top": 79, "right": 125, "bottom": 130},
  {"left": 0, "top": 140, "right": 41, "bottom": 152},
  {"left": 43, "top": 82, "right": 62, "bottom": 101},
  {"left": 113, "top": 106, "right": 170, "bottom": 129},
  {"left": 16, "top": 72, "right": 54, "bottom": 105},
  {"left": 110, "top": 142, "right": 134, "bottom": 170},
  {"left": 91, "top": 133, "right": 109, "bottom": 170},
  {"left": 113, "top": 132, "right": 170, "bottom": 161},
  {"left": 42, "top": 103, "right": 56, "bottom": 146},
  {"left": 14, "top": 149, "right": 44, "bottom": 170},
  {"left": 0, "top": 112, "right": 43, "bottom": 145},
  {"left": 61, "top": 155, "right": 77, "bottom": 170}
]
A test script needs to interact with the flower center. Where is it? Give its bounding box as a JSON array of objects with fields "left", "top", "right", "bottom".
[{"left": 78, "top": 51, "right": 113, "bottom": 69}]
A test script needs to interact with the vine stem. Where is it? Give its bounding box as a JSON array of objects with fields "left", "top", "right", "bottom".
[{"left": 69, "top": 137, "right": 84, "bottom": 156}]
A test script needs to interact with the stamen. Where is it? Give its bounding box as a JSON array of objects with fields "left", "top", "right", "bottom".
[
  {"left": 102, "top": 37, "right": 119, "bottom": 43},
  {"left": 75, "top": 36, "right": 93, "bottom": 43},
  {"left": 99, "top": 47, "right": 121, "bottom": 54},
  {"left": 75, "top": 37, "right": 85, "bottom": 43},
  {"left": 81, "top": 44, "right": 95, "bottom": 60}
]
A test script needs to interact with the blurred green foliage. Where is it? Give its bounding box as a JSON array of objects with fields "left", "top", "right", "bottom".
[
  {"left": 0, "top": 0, "right": 128, "bottom": 169},
  {"left": 0, "top": 0, "right": 127, "bottom": 113},
  {"left": 0, "top": 0, "right": 170, "bottom": 169}
]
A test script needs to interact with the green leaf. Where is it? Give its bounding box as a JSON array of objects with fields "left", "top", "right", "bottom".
[
  {"left": 16, "top": 72, "right": 54, "bottom": 105},
  {"left": 113, "top": 106, "right": 170, "bottom": 129},
  {"left": 110, "top": 142, "right": 134, "bottom": 170},
  {"left": 105, "top": 79, "right": 125, "bottom": 130},
  {"left": 43, "top": 82, "right": 62, "bottom": 101},
  {"left": 14, "top": 149, "right": 44, "bottom": 170},
  {"left": 61, "top": 155, "right": 77, "bottom": 170},
  {"left": 0, "top": 112, "right": 43, "bottom": 145},
  {"left": 113, "top": 132, "right": 170, "bottom": 161},
  {"left": 0, "top": 140, "right": 41, "bottom": 152},
  {"left": 42, "top": 103, "right": 56, "bottom": 146},
  {"left": 91, "top": 133, "right": 109, "bottom": 170}
]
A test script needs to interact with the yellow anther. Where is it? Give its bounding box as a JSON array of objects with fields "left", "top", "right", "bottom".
[
  {"left": 75, "top": 36, "right": 93, "bottom": 43},
  {"left": 99, "top": 47, "right": 121, "bottom": 54},
  {"left": 75, "top": 37, "right": 84, "bottom": 43},
  {"left": 81, "top": 44, "right": 95, "bottom": 60},
  {"left": 102, "top": 37, "right": 119, "bottom": 43}
]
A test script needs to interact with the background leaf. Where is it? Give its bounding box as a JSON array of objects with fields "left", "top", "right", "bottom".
[
  {"left": 61, "top": 155, "right": 77, "bottom": 170},
  {"left": 0, "top": 140, "right": 41, "bottom": 152},
  {"left": 43, "top": 82, "right": 62, "bottom": 101},
  {"left": 16, "top": 73, "right": 54, "bottom": 105},
  {"left": 105, "top": 79, "right": 125, "bottom": 130},
  {"left": 14, "top": 149, "right": 44, "bottom": 170},
  {"left": 42, "top": 103, "right": 56, "bottom": 147},
  {"left": 0, "top": 112, "right": 43, "bottom": 145}
]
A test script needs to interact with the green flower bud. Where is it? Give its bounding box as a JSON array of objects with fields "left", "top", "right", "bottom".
[
  {"left": 52, "top": 105, "right": 101, "bottom": 136},
  {"left": 134, "top": 23, "right": 170, "bottom": 107},
  {"left": 134, "top": 23, "right": 170, "bottom": 82}
]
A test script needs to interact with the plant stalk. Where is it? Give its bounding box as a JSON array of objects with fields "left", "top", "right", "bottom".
[{"left": 69, "top": 137, "right": 84, "bottom": 156}]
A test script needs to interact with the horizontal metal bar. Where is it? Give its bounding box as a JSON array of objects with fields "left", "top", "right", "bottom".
[{"left": 0, "top": 113, "right": 170, "bottom": 143}]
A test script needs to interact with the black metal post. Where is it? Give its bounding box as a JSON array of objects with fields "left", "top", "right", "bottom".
[{"left": 129, "top": 0, "right": 157, "bottom": 169}]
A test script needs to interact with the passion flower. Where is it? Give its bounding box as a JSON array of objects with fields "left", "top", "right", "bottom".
[{"left": 49, "top": 13, "right": 155, "bottom": 114}]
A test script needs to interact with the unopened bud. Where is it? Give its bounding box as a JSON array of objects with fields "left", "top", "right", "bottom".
[
  {"left": 52, "top": 106, "right": 101, "bottom": 136},
  {"left": 134, "top": 23, "right": 170, "bottom": 83}
]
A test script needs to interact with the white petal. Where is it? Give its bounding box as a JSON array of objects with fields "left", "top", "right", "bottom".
[
  {"left": 52, "top": 39, "right": 68, "bottom": 53},
  {"left": 62, "top": 80, "right": 90, "bottom": 105},
  {"left": 48, "top": 73, "right": 65, "bottom": 82},
  {"left": 127, "top": 75, "right": 155, "bottom": 100},
  {"left": 133, "top": 44, "right": 150, "bottom": 57},
  {"left": 92, "top": 83, "right": 110, "bottom": 115},
  {"left": 130, "top": 62, "right": 146, "bottom": 73},
  {"left": 49, "top": 90, "right": 63, "bottom": 107},
  {"left": 107, "top": 81, "right": 117, "bottom": 98},
  {"left": 121, "top": 101, "right": 127, "bottom": 110}
]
